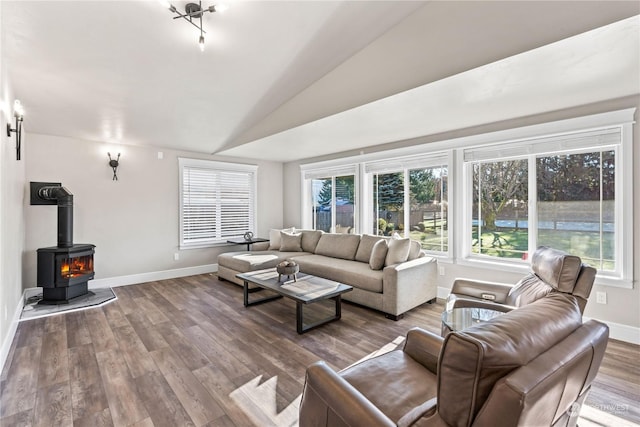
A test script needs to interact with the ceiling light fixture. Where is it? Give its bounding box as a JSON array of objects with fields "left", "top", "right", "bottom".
[
  {"left": 6, "top": 100, "right": 24, "bottom": 161},
  {"left": 160, "top": 0, "right": 217, "bottom": 51}
]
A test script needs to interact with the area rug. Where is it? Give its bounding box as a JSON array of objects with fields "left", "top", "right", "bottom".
[{"left": 20, "top": 287, "right": 117, "bottom": 321}]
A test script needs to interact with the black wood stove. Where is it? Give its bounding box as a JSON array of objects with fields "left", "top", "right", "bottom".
[{"left": 32, "top": 182, "right": 95, "bottom": 304}]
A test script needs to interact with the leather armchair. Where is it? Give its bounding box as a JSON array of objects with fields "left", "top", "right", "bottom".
[
  {"left": 446, "top": 246, "right": 596, "bottom": 314},
  {"left": 299, "top": 293, "right": 609, "bottom": 427}
]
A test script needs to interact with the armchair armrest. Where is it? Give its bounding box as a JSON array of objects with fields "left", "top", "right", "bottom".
[
  {"left": 446, "top": 296, "right": 516, "bottom": 313},
  {"left": 300, "top": 361, "right": 395, "bottom": 427},
  {"left": 402, "top": 327, "right": 443, "bottom": 374},
  {"left": 450, "top": 278, "right": 513, "bottom": 304}
]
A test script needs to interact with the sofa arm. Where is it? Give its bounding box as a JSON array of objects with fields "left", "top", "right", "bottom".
[
  {"left": 449, "top": 278, "right": 513, "bottom": 304},
  {"left": 382, "top": 257, "right": 438, "bottom": 316},
  {"left": 250, "top": 241, "right": 270, "bottom": 251},
  {"left": 403, "top": 328, "right": 443, "bottom": 374},
  {"left": 300, "top": 361, "right": 395, "bottom": 427}
]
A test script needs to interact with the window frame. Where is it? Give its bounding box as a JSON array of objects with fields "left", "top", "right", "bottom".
[
  {"left": 301, "top": 164, "right": 359, "bottom": 233},
  {"left": 363, "top": 152, "right": 451, "bottom": 258},
  {"left": 456, "top": 110, "right": 634, "bottom": 288},
  {"left": 179, "top": 158, "right": 258, "bottom": 249}
]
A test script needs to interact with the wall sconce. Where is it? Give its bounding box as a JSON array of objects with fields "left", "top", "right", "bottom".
[
  {"left": 6, "top": 100, "right": 24, "bottom": 160},
  {"left": 107, "top": 152, "right": 120, "bottom": 180}
]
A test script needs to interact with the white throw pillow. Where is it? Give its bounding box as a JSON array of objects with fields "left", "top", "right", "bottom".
[{"left": 385, "top": 235, "right": 411, "bottom": 266}]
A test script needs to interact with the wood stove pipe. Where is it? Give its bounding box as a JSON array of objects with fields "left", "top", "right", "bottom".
[{"left": 38, "top": 186, "right": 74, "bottom": 248}]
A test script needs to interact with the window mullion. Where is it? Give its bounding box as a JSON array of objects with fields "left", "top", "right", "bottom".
[
  {"left": 403, "top": 168, "right": 410, "bottom": 238},
  {"left": 528, "top": 156, "right": 537, "bottom": 257}
]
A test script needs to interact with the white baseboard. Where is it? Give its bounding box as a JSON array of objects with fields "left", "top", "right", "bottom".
[
  {"left": 0, "top": 292, "right": 27, "bottom": 376},
  {"left": 89, "top": 264, "right": 218, "bottom": 289},
  {"left": 437, "top": 287, "right": 639, "bottom": 344}
]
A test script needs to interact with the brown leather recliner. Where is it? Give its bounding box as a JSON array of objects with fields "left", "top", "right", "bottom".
[
  {"left": 299, "top": 293, "right": 609, "bottom": 427},
  {"left": 446, "top": 246, "right": 596, "bottom": 314}
]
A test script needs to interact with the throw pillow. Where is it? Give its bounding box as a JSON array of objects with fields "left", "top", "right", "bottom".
[
  {"left": 355, "top": 234, "right": 386, "bottom": 263},
  {"left": 369, "top": 239, "right": 388, "bottom": 270},
  {"left": 385, "top": 235, "right": 411, "bottom": 266},
  {"left": 300, "top": 230, "right": 323, "bottom": 253},
  {"left": 268, "top": 227, "right": 294, "bottom": 250},
  {"left": 279, "top": 231, "right": 303, "bottom": 252},
  {"left": 407, "top": 240, "right": 422, "bottom": 260}
]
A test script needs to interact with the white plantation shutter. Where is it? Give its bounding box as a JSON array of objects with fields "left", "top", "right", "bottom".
[{"left": 179, "top": 158, "right": 257, "bottom": 248}]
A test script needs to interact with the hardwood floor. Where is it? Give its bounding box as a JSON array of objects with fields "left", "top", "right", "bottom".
[{"left": 1, "top": 274, "right": 638, "bottom": 426}]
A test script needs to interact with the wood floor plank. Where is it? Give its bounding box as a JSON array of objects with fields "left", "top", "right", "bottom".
[
  {"left": 69, "top": 344, "right": 109, "bottom": 421},
  {"left": 135, "top": 370, "right": 195, "bottom": 427},
  {"left": 111, "top": 323, "right": 158, "bottom": 378},
  {"left": 126, "top": 312, "right": 170, "bottom": 352},
  {"left": 72, "top": 407, "right": 114, "bottom": 427},
  {"left": 1, "top": 274, "right": 638, "bottom": 427},
  {"left": 65, "top": 311, "right": 93, "bottom": 349},
  {"left": 84, "top": 309, "right": 117, "bottom": 354},
  {"left": 100, "top": 373, "right": 149, "bottom": 426},
  {"left": 32, "top": 381, "right": 72, "bottom": 427},
  {"left": 37, "top": 328, "right": 69, "bottom": 388}
]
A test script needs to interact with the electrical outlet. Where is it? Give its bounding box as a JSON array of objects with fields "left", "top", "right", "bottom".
[
  {"left": 157, "top": 151, "right": 164, "bottom": 160},
  {"left": 596, "top": 291, "right": 607, "bottom": 304},
  {"left": 174, "top": 252, "right": 179, "bottom": 261},
  {"left": 438, "top": 265, "right": 445, "bottom": 276}
]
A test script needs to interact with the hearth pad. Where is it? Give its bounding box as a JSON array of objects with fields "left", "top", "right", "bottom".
[{"left": 20, "top": 287, "right": 116, "bottom": 321}]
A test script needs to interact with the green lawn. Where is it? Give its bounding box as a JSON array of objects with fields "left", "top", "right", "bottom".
[{"left": 408, "top": 222, "right": 614, "bottom": 271}]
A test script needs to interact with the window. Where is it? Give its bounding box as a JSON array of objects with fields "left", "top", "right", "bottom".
[
  {"left": 179, "top": 158, "right": 257, "bottom": 248},
  {"left": 366, "top": 153, "right": 449, "bottom": 255},
  {"left": 536, "top": 150, "right": 615, "bottom": 271},
  {"left": 472, "top": 159, "right": 528, "bottom": 258},
  {"left": 462, "top": 116, "right": 632, "bottom": 285},
  {"left": 302, "top": 165, "right": 358, "bottom": 233}
]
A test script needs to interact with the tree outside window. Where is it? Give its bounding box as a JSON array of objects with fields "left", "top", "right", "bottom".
[{"left": 472, "top": 159, "right": 528, "bottom": 259}]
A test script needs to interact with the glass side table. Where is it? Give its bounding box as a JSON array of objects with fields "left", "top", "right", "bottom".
[{"left": 441, "top": 307, "right": 505, "bottom": 336}]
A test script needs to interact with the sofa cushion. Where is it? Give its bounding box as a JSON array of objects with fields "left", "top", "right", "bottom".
[
  {"left": 300, "top": 230, "right": 323, "bottom": 253},
  {"left": 217, "top": 251, "right": 304, "bottom": 272},
  {"left": 294, "top": 255, "right": 384, "bottom": 293},
  {"left": 407, "top": 240, "right": 422, "bottom": 261},
  {"left": 314, "top": 233, "right": 361, "bottom": 260},
  {"left": 355, "top": 234, "right": 386, "bottom": 263},
  {"left": 369, "top": 239, "right": 388, "bottom": 270},
  {"left": 385, "top": 236, "right": 411, "bottom": 266},
  {"left": 437, "top": 293, "right": 582, "bottom": 427},
  {"left": 268, "top": 227, "right": 294, "bottom": 250},
  {"left": 280, "top": 231, "right": 303, "bottom": 252},
  {"left": 531, "top": 246, "right": 582, "bottom": 292}
]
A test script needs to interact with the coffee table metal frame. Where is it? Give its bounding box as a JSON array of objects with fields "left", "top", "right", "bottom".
[{"left": 237, "top": 268, "right": 353, "bottom": 334}]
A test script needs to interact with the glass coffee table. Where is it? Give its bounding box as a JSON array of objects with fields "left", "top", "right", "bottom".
[
  {"left": 237, "top": 268, "right": 353, "bottom": 334},
  {"left": 441, "top": 307, "right": 505, "bottom": 336}
]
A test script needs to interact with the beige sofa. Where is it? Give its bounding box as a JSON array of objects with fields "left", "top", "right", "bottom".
[{"left": 217, "top": 230, "right": 438, "bottom": 319}]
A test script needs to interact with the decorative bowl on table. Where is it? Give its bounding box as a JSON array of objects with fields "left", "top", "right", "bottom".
[{"left": 276, "top": 260, "right": 299, "bottom": 282}]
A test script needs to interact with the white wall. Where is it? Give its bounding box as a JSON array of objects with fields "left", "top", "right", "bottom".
[
  {"left": 283, "top": 96, "right": 640, "bottom": 342},
  {"left": 23, "top": 134, "right": 283, "bottom": 286},
  {"left": 0, "top": 0, "right": 28, "bottom": 370}
]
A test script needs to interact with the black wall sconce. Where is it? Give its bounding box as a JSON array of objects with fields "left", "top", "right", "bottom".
[
  {"left": 6, "top": 100, "right": 24, "bottom": 161},
  {"left": 107, "top": 152, "right": 120, "bottom": 181}
]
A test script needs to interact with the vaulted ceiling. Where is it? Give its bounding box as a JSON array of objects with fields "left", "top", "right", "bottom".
[{"left": 3, "top": 1, "right": 639, "bottom": 162}]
